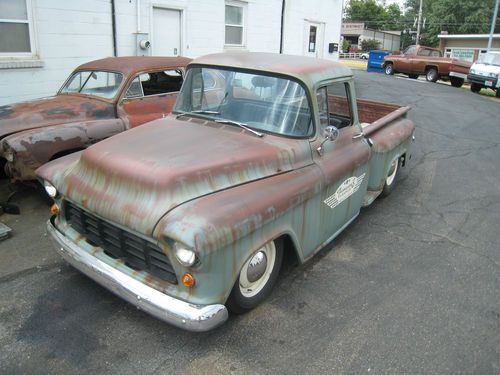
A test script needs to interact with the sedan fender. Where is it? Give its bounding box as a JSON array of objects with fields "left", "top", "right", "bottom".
[{"left": 2, "top": 118, "right": 125, "bottom": 180}]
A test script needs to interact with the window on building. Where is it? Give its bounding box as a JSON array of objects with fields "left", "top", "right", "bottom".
[
  {"left": 0, "top": 0, "right": 34, "bottom": 55},
  {"left": 308, "top": 26, "right": 317, "bottom": 53},
  {"left": 225, "top": 1, "right": 246, "bottom": 46}
]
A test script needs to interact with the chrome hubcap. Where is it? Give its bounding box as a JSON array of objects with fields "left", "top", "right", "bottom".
[{"left": 247, "top": 251, "right": 267, "bottom": 282}]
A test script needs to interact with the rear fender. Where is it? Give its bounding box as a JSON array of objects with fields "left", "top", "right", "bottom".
[{"left": 366, "top": 118, "right": 415, "bottom": 191}]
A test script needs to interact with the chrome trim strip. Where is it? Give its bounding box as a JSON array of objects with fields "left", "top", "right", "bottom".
[{"left": 47, "top": 219, "right": 228, "bottom": 332}]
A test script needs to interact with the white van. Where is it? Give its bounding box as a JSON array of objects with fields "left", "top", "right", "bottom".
[{"left": 468, "top": 51, "right": 500, "bottom": 98}]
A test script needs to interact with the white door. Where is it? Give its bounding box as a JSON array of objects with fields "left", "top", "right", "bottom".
[
  {"left": 304, "top": 21, "right": 324, "bottom": 58},
  {"left": 152, "top": 8, "right": 181, "bottom": 56}
]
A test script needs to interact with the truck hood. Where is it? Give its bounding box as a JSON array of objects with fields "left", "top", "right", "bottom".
[
  {"left": 471, "top": 63, "right": 500, "bottom": 75},
  {"left": 47, "top": 116, "right": 312, "bottom": 236},
  {"left": 0, "top": 95, "right": 114, "bottom": 139}
]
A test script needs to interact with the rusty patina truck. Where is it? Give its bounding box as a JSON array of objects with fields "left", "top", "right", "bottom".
[
  {"left": 0, "top": 56, "right": 190, "bottom": 181},
  {"left": 38, "top": 52, "right": 415, "bottom": 331},
  {"left": 383, "top": 45, "right": 471, "bottom": 87}
]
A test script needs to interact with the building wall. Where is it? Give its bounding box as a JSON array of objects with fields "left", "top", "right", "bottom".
[
  {"left": 0, "top": 0, "right": 113, "bottom": 105},
  {"left": 360, "top": 30, "right": 400, "bottom": 51},
  {"left": 440, "top": 37, "right": 500, "bottom": 62},
  {"left": 0, "top": 0, "right": 343, "bottom": 105}
]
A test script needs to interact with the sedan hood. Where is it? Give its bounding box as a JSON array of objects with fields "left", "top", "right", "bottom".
[
  {"left": 49, "top": 116, "right": 312, "bottom": 236},
  {"left": 0, "top": 95, "right": 114, "bottom": 138}
]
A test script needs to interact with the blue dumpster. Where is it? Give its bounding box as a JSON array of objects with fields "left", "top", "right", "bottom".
[{"left": 367, "top": 50, "right": 391, "bottom": 73}]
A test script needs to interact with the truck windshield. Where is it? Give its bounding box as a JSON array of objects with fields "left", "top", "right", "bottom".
[
  {"left": 174, "top": 67, "right": 313, "bottom": 137},
  {"left": 477, "top": 53, "right": 500, "bottom": 66},
  {"left": 60, "top": 71, "right": 124, "bottom": 99}
]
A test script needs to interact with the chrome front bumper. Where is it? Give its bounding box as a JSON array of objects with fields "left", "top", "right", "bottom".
[{"left": 47, "top": 219, "right": 228, "bottom": 332}]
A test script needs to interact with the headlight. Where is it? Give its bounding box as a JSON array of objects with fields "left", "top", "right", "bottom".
[
  {"left": 1, "top": 143, "right": 15, "bottom": 162},
  {"left": 43, "top": 181, "right": 58, "bottom": 198},
  {"left": 470, "top": 68, "right": 476, "bottom": 75},
  {"left": 488, "top": 72, "right": 497, "bottom": 78},
  {"left": 174, "top": 242, "right": 196, "bottom": 267}
]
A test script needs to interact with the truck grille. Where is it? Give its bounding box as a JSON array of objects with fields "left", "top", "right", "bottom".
[{"left": 65, "top": 201, "right": 177, "bottom": 284}]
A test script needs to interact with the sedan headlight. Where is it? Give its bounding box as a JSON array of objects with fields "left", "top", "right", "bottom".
[
  {"left": 43, "top": 180, "right": 58, "bottom": 198},
  {"left": 173, "top": 242, "right": 197, "bottom": 267},
  {"left": 1, "top": 142, "right": 15, "bottom": 162}
]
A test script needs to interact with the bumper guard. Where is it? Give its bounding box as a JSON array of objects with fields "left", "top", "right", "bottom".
[{"left": 47, "top": 219, "right": 228, "bottom": 332}]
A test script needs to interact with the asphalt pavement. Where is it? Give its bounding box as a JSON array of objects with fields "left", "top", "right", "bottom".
[{"left": 0, "top": 70, "right": 499, "bottom": 374}]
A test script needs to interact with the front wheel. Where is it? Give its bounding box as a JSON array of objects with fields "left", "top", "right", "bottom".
[
  {"left": 450, "top": 77, "right": 464, "bottom": 88},
  {"left": 426, "top": 68, "right": 438, "bottom": 82},
  {"left": 384, "top": 63, "right": 394, "bottom": 75},
  {"left": 380, "top": 157, "right": 400, "bottom": 198},
  {"left": 470, "top": 83, "right": 481, "bottom": 93},
  {"left": 227, "top": 239, "right": 283, "bottom": 314}
]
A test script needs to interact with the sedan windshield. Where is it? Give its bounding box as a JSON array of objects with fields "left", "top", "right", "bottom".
[
  {"left": 174, "top": 67, "right": 313, "bottom": 137},
  {"left": 60, "top": 71, "right": 124, "bottom": 99}
]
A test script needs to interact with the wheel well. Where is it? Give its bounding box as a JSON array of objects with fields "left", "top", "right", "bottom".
[
  {"left": 0, "top": 157, "right": 7, "bottom": 179},
  {"left": 384, "top": 61, "right": 393, "bottom": 67},
  {"left": 400, "top": 152, "right": 407, "bottom": 167},
  {"left": 277, "top": 233, "right": 301, "bottom": 267},
  {"left": 49, "top": 148, "right": 85, "bottom": 161},
  {"left": 425, "top": 65, "right": 438, "bottom": 73}
]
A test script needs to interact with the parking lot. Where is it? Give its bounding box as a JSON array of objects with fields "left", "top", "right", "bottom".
[{"left": 1, "top": 70, "right": 499, "bottom": 374}]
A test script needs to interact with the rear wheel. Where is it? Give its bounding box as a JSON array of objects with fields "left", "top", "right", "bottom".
[
  {"left": 496, "top": 89, "right": 500, "bottom": 98},
  {"left": 380, "top": 158, "right": 400, "bottom": 198},
  {"left": 450, "top": 77, "right": 464, "bottom": 88},
  {"left": 470, "top": 83, "right": 482, "bottom": 93},
  {"left": 426, "top": 68, "right": 438, "bottom": 82},
  {"left": 384, "top": 63, "right": 394, "bottom": 75},
  {"left": 227, "top": 239, "right": 283, "bottom": 314}
]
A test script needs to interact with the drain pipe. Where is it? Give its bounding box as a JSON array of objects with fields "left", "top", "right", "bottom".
[
  {"left": 279, "top": 0, "right": 285, "bottom": 53},
  {"left": 111, "top": 0, "right": 117, "bottom": 56},
  {"left": 137, "top": 0, "right": 141, "bottom": 32}
]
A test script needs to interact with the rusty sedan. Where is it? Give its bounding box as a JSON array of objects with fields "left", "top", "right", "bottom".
[
  {"left": 0, "top": 56, "right": 191, "bottom": 181},
  {"left": 38, "top": 52, "right": 415, "bottom": 331}
]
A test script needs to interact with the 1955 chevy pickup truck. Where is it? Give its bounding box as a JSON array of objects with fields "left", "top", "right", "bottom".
[
  {"left": 0, "top": 56, "right": 190, "bottom": 181},
  {"left": 38, "top": 52, "right": 415, "bottom": 331}
]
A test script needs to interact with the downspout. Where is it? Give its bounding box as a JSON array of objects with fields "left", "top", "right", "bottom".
[
  {"left": 279, "top": 0, "right": 285, "bottom": 53},
  {"left": 137, "top": 0, "right": 141, "bottom": 32},
  {"left": 111, "top": 0, "right": 117, "bottom": 56}
]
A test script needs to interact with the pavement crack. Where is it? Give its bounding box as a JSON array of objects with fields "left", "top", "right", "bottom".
[{"left": 0, "top": 261, "right": 64, "bottom": 284}]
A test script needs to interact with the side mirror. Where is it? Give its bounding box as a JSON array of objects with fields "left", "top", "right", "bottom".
[
  {"left": 324, "top": 125, "right": 339, "bottom": 142},
  {"left": 317, "top": 125, "right": 339, "bottom": 156}
]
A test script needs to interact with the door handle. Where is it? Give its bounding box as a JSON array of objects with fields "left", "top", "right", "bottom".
[{"left": 352, "top": 133, "right": 364, "bottom": 139}]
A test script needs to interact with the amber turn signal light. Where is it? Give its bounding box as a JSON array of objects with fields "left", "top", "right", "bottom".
[
  {"left": 182, "top": 273, "right": 195, "bottom": 288},
  {"left": 50, "top": 203, "right": 60, "bottom": 215}
]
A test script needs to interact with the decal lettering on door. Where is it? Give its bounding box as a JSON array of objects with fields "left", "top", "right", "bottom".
[{"left": 324, "top": 173, "right": 366, "bottom": 209}]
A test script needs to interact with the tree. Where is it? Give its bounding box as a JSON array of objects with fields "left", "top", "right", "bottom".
[
  {"left": 345, "top": 0, "right": 387, "bottom": 29},
  {"left": 360, "top": 38, "right": 381, "bottom": 51}
]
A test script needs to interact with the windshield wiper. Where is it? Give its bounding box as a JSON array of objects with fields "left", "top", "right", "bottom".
[
  {"left": 176, "top": 110, "right": 220, "bottom": 119},
  {"left": 215, "top": 119, "right": 264, "bottom": 137}
]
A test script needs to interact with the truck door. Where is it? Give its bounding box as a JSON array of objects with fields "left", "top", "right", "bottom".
[{"left": 308, "top": 81, "right": 371, "bottom": 257}]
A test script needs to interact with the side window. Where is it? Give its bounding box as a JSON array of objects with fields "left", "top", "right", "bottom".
[
  {"left": 418, "top": 48, "right": 431, "bottom": 56},
  {"left": 124, "top": 70, "right": 184, "bottom": 99},
  {"left": 404, "top": 46, "right": 416, "bottom": 55},
  {"left": 316, "top": 87, "right": 329, "bottom": 129},
  {"left": 326, "top": 82, "right": 352, "bottom": 129},
  {"left": 431, "top": 50, "right": 441, "bottom": 57}
]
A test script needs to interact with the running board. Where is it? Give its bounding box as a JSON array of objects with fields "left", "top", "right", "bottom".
[{"left": 363, "top": 189, "right": 382, "bottom": 206}]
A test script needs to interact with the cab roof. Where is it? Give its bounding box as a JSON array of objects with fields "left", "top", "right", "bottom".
[
  {"left": 74, "top": 56, "right": 192, "bottom": 77},
  {"left": 190, "top": 52, "right": 353, "bottom": 88}
]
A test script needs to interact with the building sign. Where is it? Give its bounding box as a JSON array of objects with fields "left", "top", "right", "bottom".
[{"left": 450, "top": 48, "right": 475, "bottom": 62}]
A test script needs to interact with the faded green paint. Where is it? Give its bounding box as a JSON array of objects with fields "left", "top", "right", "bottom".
[{"left": 38, "top": 52, "right": 416, "bottom": 317}]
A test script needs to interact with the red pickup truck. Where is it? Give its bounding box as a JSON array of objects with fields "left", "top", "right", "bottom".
[{"left": 383, "top": 45, "right": 471, "bottom": 87}]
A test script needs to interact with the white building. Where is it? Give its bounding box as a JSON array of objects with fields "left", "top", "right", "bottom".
[{"left": 0, "top": 0, "right": 343, "bottom": 105}]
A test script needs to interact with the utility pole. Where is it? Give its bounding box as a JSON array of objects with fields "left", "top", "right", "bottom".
[
  {"left": 487, "top": 0, "right": 499, "bottom": 51},
  {"left": 416, "top": 0, "right": 423, "bottom": 44}
]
